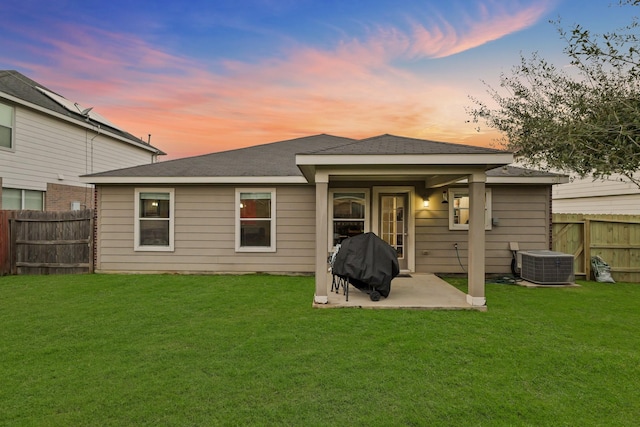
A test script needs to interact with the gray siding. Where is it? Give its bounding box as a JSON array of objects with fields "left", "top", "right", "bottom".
[
  {"left": 96, "top": 183, "right": 551, "bottom": 276},
  {"left": 416, "top": 185, "right": 551, "bottom": 274},
  {"left": 96, "top": 185, "right": 316, "bottom": 273}
]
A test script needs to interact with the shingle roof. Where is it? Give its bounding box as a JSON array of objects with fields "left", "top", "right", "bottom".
[
  {"left": 83, "top": 132, "right": 566, "bottom": 183},
  {"left": 486, "top": 165, "right": 561, "bottom": 178},
  {"left": 87, "top": 134, "right": 357, "bottom": 177},
  {"left": 0, "top": 70, "right": 163, "bottom": 154},
  {"left": 309, "top": 134, "right": 506, "bottom": 155},
  {"left": 0, "top": 71, "right": 65, "bottom": 113},
  {"left": 85, "top": 133, "right": 517, "bottom": 179}
]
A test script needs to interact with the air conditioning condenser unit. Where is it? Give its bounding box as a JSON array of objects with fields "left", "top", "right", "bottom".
[{"left": 519, "top": 250, "right": 575, "bottom": 285}]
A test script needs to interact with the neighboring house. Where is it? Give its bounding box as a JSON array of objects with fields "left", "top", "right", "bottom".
[
  {"left": 83, "top": 134, "right": 568, "bottom": 307},
  {"left": 0, "top": 70, "right": 164, "bottom": 211},
  {"left": 553, "top": 174, "right": 640, "bottom": 214}
]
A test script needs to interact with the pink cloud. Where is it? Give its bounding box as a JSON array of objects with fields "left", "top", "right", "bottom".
[
  {"left": 5, "top": 1, "right": 554, "bottom": 159},
  {"left": 408, "top": 0, "right": 556, "bottom": 58}
]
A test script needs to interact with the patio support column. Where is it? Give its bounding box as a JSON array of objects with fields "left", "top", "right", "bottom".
[
  {"left": 467, "top": 172, "right": 486, "bottom": 306},
  {"left": 314, "top": 172, "right": 329, "bottom": 304}
]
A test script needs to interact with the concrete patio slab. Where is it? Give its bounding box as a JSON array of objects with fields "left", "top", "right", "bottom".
[{"left": 314, "top": 273, "right": 486, "bottom": 311}]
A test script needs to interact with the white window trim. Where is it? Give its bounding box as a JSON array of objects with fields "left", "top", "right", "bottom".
[
  {"left": 448, "top": 188, "right": 492, "bottom": 231},
  {"left": 0, "top": 102, "right": 15, "bottom": 152},
  {"left": 328, "top": 188, "right": 370, "bottom": 252},
  {"left": 372, "top": 186, "right": 415, "bottom": 273},
  {"left": 134, "top": 188, "right": 175, "bottom": 252},
  {"left": 235, "top": 188, "right": 276, "bottom": 253}
]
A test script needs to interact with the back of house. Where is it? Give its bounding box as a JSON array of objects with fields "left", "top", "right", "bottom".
[{"left": 83, "top": 134, "right": 569, "bottom": 305}]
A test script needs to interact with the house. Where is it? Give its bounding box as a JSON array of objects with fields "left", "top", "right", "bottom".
[
  {"left": 553, "top": 174, "right": 640, "bottom": 214},
  {"left": 0, "top": 70, "right": 164, "bottom": 211},
  {"left": 83, "top": 134, "right": 568, "bottom": 307}
]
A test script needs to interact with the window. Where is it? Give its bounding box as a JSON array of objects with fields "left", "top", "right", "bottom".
[
  {"left": 448, "top": 188, "right": 492, "bottom": 230},
  {"left": 236, "top": 189, "right": 276, "bottom": 252},
  {"left": 330, "top": 190, "right": 369, "bottom": 247},
  {"left": 0, "top": 102, "right": 14, "bottom": 149},
  {"left": 2, "top": 188, "right": 44, "bottom": 210},
  {"left": 134, "top": 188, "right": 174, "bottom": 251}
]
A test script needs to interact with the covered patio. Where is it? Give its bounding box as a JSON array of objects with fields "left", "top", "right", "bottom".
[
  {"left": 314, "top": 273, "right": 486, "bottom": 311},
  {"left": 296, "top": 136, "right": 515, "bottom": 309}
]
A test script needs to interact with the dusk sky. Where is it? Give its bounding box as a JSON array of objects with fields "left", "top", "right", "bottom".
[{"left": 0, "top": 1, "right": 633, "bottom": 159}]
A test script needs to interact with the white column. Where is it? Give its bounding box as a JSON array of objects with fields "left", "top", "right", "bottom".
[
  {"left": 467, "top": 172, "right": 486, "bottom": 307},
  {"left": 314, "top": 173, "right": 329, "bottom": 304}
]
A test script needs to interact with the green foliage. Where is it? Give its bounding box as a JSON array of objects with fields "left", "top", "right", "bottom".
[
  {"left": 1, "top": 274, "right": 639, "bottom": 426},
  {"left": 468, "top": 1, "right": 640, "bottom": 188}
]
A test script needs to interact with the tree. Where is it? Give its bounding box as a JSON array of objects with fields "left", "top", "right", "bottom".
[{"left": 468, "top": 0, "right": 640, "bottom": 188}]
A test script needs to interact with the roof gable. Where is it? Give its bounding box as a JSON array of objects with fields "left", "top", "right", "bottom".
[{"left": 309, "top": 134, "right": 506, "bottom": 155}]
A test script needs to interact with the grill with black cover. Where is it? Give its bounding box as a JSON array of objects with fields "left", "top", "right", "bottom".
[{"left": 331, "top": 232, "right": 400, "bottom": 301}]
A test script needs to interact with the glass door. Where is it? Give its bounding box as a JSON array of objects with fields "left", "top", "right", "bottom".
[{"left": 380, "top": 194, "right": 408, "bottom": 270}]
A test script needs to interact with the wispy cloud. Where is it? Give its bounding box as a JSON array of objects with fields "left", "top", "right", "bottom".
[
  {"left": 407, "top": 0, "right": 554, "bottom": 58},
  {"left": 2, "top": 1, "right": 553, "bottom": 158}
]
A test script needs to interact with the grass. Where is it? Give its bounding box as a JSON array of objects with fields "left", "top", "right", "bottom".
[{"left": 1, "top": 274, "right": 639, "bottom": 426}]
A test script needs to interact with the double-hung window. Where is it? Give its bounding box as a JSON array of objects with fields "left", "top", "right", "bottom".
[
  {"left": 0, "top": 102, "right": 14, "bottom": 150},
  {"left": 134, "top": 188, "right": 174, "bottom": 251},
  {"left": 1, "top": 188, "right": 44, "bottom": 210},
  {"left": 330, "top": 190, "right": 369, "bottom": 247},
  {"left": 448, "top": 188, "right": 492, "bottom": 230},
  {"left": 236, "top": 189, "right": 276, "bottom": 252}
]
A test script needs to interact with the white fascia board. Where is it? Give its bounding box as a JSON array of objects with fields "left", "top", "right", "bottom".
[
  {"left": 299, "top": 164, "right": 493, "bottom": 183},
  {"left": 0, "top": 91, "right": 159, "bottom": 154},
  {"left": 296, "top": 153, "right": 514, "bottom": 166},
  {"left": 80, "top": 175, "right": 308, "bottom": 185}
]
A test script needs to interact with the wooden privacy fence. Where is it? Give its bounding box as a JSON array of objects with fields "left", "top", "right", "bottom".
[
  {"left": 0, "top": 210, "right": 94, "bottom": 275},
  {"left": 553, "top": 214, "right": 640, "bottom": 283}
]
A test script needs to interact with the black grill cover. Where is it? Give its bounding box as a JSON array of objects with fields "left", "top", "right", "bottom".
[{"left": 332, "top": 232, "right": 400, "bottom": 297}]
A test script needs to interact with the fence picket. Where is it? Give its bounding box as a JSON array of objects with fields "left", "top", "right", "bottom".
[
  {"left": 0, "top": 210, "right": 93, "bottom": 275},
  {"left": 553, "top": 214, "right": 640, "bottom": 283}
]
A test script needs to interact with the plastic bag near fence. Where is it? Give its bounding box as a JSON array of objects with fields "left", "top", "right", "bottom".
[{"left": 591, "top": 256, "right": 615, "bottom": 283}]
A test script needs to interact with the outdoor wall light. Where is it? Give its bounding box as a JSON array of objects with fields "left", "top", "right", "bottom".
[
  {"left": 423, "top": 198, "right": 430, "bottom": 208},
  {"left": 442, "top": 190, "right": 449, "bottom": 203}
]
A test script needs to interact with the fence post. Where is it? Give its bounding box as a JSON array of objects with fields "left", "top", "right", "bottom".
[
  {"left": 9, "top": 218, "right": 17, "bottom": 275},
  {"left": 89, "top": 212, "right": 95, "bottom": 273},
  {"left": 584, "top": 218, "right": 591, "bottom": 281},
  {"left": 0, "top": 211, "right": 7, "bottom": 275}
]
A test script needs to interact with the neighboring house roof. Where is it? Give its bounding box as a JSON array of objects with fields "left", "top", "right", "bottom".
[
  {"left": 82, "top": 133, "right": 566, "bottom": 185},
  {"left": 0, "top": 70, "right": 164, "bottom": 155},
  {"left": 485, "top": 165, "right": 569, "bottom": 184}
]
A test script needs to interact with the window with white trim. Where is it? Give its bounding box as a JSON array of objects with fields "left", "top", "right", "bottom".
[
  {"left": 236, "top": 189, "right": 276, "bottom": 252},
  {"left": 134, "top": 188, "right": 174, "bottom": 251},
  {"left": 329, "top": 189, "right": 369, "bottom": 247},
  {"left": 0, "top": 102, "right": 14, "bottom": 150},
  {"left": 448, "top": 188, "right": 492, "bottom": 230},
  {"left": 1, "top": 188, "right": 44, "bottom": 210}
]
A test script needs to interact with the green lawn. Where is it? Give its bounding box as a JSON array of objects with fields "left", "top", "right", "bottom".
[{"left": 1, "top": 274, "right": 638, "bottom": 426}]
